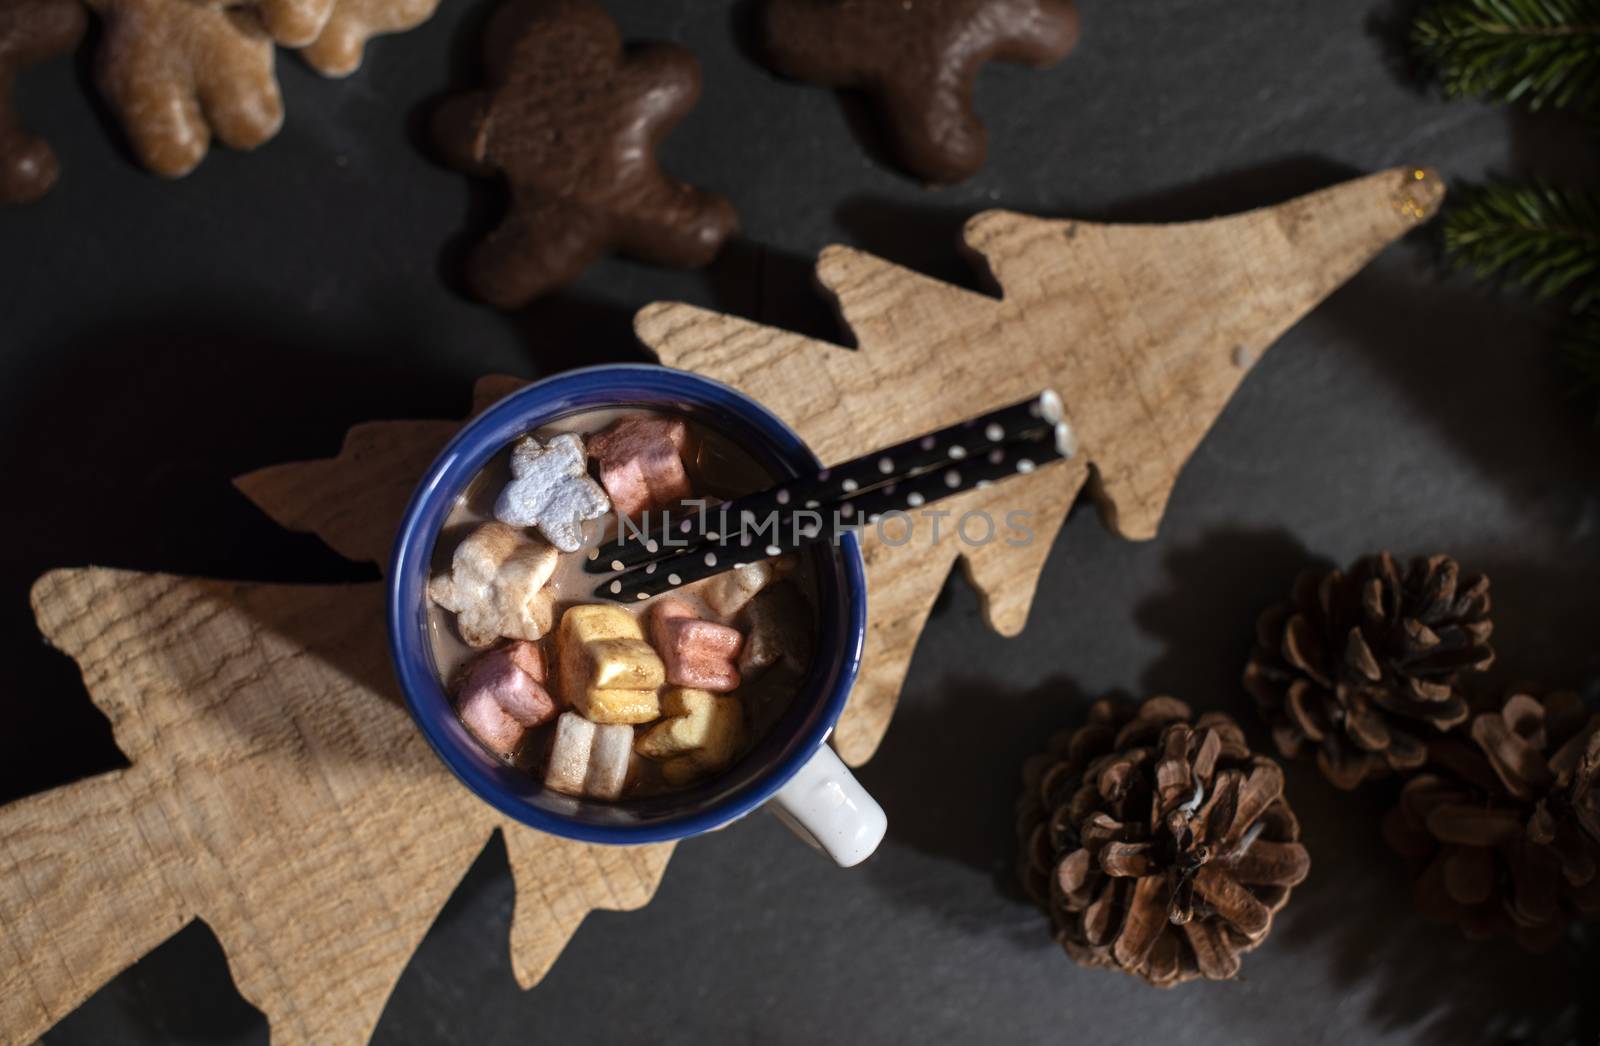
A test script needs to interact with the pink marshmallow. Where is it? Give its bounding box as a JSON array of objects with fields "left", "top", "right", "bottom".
[
  {"left": 588, "top": 415, "right": 691, "bottom": 519},
  {"left": 458, "top": 689, "right": 527, "bottom": 757},
  {"left": 456, "top": 641, "right": 556, "bottom": 756},
  {"left": 650, "top": 598, "right": 743, "bottom": 692}
]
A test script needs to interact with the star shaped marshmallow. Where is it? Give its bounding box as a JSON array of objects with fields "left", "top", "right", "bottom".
[{"left": 493, "top": 433, "right": 610, "bottom": 552}]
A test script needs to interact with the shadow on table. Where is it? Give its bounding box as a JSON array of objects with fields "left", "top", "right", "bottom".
[
  {"left": 495, "top": 236, "right": 852, "bottom": 372},
  {"left": 855, "top": 668, "right": 1108, "bottom": 945},
  {"left": 1134, "top": 527, "right": 1321, "bottom": 737},
  {"left": 40, "top": 918, "right": 269, "bottom": 1046},
  {"left": 1450, "top": 548, "right": 1600, "bottom": 694},
  {"left": 726, "top": 0, "right": 910, "bottom": 185},
  {"left": 1269, "top": 788, "right": 1583, "bottom": 1046},
  {"left": 1319, "top": 266, "right": 1600, "bottom": 539},
  {"left": 0, "top": 308, "right": 471, "bottom": 804}
]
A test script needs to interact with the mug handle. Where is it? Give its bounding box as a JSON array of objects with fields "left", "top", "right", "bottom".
[{"left": 768, "top": 742, "right": 887, "bottom": 867}]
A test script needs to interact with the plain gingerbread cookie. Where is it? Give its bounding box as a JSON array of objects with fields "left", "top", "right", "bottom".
[
  {"left": 202, "top": 0, "right": 334, "bottom": 48},
  {"left": 91, "top": 0, "right": 283, "bottom": 177},
  {"left": 300, "top": 0, "right": 442, "bottom": 77},
  {"left": 202, "top": 0, "right": 442, "bottom": 76},
  {"left": 761, "top": 0, "right": 1080, "bottom": 184},
  {"left": 0, "top": 0, "right": 87, "bottom": 203},
  {"left": 433, "top": 0, "right": 737, "bottom": 309}
]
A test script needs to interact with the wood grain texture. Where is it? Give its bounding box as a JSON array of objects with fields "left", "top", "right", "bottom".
[
  {"left": 4, "top": 169, "right": 1440, "bottom": 1044},
  {"left": 635, "top": 166, "right": 1444, "bottom": 764},
  {"left": 2, "top": 568, "right": 671, "bottom": 1046}
]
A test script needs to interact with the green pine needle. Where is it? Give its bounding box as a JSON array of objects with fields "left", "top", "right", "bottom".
[
  {"left": 1412, "top": 0, "right": 1600, "bottom": 111},
  {"left": 1443, "top": 182, "right": 1600, "bottom": 311}
]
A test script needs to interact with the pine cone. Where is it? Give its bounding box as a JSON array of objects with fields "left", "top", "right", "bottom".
[
  {"left": 1383, "top": 689, "right": 1600, "bottom": 951},
  {"left": 1243, "top": 552, "right": 1493, "bottom": 790},
  {"left": 1016, "top": 696, "right": 1310, "bottom": 987}
]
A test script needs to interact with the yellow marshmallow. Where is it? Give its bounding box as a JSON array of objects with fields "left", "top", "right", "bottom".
[
  {"left": 636, "top": 687, "right": 743, "bottom": 773},
  {"left": 557, "top": 604, "right": 664, "bottom": 724}
]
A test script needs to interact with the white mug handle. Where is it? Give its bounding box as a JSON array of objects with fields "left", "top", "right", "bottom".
[{"left": 769, "top": 742, "right": 887, "bottom": 867}]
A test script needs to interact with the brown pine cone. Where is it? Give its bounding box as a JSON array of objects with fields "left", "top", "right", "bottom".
[
  {"left": 1016, "top": 696, "right": 1310, "bottom": 988},
  {"left": 1383, "top": 689, "right": 1600, "bottom": 951},
  {"left": 1243, "top": 552, "right": 1493, "bottom": 790}
]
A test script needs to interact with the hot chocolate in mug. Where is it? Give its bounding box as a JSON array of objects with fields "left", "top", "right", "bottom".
[{"left": 388, "top": 365, "right": 886, "bottom": 866}]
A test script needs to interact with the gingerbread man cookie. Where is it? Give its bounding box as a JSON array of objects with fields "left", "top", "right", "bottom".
[
  {"left": 433, "top": 0, "right": 737, "bottom": 308},
  {"left": 761, "top": 0, "right": 1079, "bottom": 184},
  {"left": 199, "top": 0, "right": 438, "bottom": 74},
  {"left": 299, "top": 0, "right": 443, "bottom": 77},
  {"left": 91, "top": 0, "right": 283, "bottom": 177},
  {"left": 0, "top": 0, "right": 87, "bottom": 204},
  {"left": 204, "top": 0, "right": 334, "bottom": 48}
]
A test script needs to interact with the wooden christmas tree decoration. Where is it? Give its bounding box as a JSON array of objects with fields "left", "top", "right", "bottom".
[
  {"left": 1, "top": 378, "right": 671, "bottom": 1046},
  {"left": 638, "top": 165, "right": 1445, "bottom": 763},
  {"left": 0, "top": 167, "right": 1442, "bottom": 1045}
]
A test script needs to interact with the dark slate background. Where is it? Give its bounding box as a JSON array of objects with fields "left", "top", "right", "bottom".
[{"left": 4, "top": 0, "right": 1599, "bottom": 1043}]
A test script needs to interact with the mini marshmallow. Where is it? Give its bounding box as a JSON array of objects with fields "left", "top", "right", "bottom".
[
  {"left": 585, "top": 720, "right": 634, "bottom": 800},
  {"left": 737, "top": 581, "right": 813, "bottom": 679},
  {"left": 704, "top": 556, "right": 792, "bottom": 617},
  {"left": 557, "top": 604, "right": 665, "bottom": 724},
  {"left": 465, "top": 642, "right": 555, "bottom": 723},
  {"left": 635, "top": 687, "right": 744, "bottom": 784},
  {"left": 494, "top": 432, "right": 611, "bottom": 552},
  {"left": 455, "top": 641, "right": 556, "bottom": 757},
  {"left": 429, "top": 522, "right": 559, "bottom": 647},
  {"left": 587, "top": 414, "right": 692, "bottom": 519},
  {"left": 544, "top": 711, "right": 635, "bottom": 800},
  {"left": 544, "top": 712, "right": 595, "bottom": 795},
  {"left": 650, "top": 597, "right": 742, "bottom": 692},
  {"left": 458, "top": 690, "right": 526, "bottom": 758}
]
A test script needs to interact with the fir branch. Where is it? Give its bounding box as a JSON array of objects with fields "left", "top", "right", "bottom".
[
  {"left": 1443, "top": 182, "right": 1600, "bottom": 311},
  {"left": 1412, "top": 0, "right": 1600, "bottom": 112}
]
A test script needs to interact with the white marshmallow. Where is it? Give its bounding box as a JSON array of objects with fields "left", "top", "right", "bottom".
[
  {"left": 429, "top": 522, "right": 558, "bottom": 647},
  {"left": 545, "top": 713, "right": 596, "bottom": 797},
  {"left": 494, "top": 433, "right": 610, "bottom": 552},
  {"left": 585, "top": 721, "right": 634, "bottom": 800},
  {"left": 544, "top": 711, "right": 635, "bottom": 800}
]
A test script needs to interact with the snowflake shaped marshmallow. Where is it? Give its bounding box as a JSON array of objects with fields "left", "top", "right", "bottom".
[{"left": 494, "top": 433, "right": 610, "bottom": 552}]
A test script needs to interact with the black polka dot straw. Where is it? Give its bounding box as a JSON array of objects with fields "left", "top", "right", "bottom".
[
  {"left": 589, "top": 391, "right": 1076, "bottom": 602},
  {"left": 590, "top": 390, "right": 1067, "bottom": 575}
]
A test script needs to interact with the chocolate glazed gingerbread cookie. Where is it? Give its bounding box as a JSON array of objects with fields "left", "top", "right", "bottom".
[
  {"left": 0, "top": 0, "right": 87, "bottom": 204},
  {"left": 433, "top": 0, "right": 737, "bottom": 309},
  {"left": 762, "top": 0, "right": 1079, "bottom": 184}
]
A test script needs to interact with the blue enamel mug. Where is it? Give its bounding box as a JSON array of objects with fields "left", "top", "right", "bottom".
[{"left": 388, "top": 365, "right": 886, "bottom": 865}]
